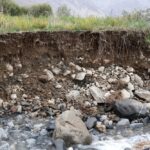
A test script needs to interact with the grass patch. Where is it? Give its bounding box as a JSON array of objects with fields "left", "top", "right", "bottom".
[{"left": 0, "top": 14, "right": 150, "bottom": 33}]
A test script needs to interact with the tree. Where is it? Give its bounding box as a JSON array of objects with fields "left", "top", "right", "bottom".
[
  {"left": 29, "top": 4, "right": 53, "bottom": 17},
  {"left": 57, "top": 5, "right": 71, "bottom": 17},
  {"left": 0, "top": 0, "right": 28, "bottom": 16}
]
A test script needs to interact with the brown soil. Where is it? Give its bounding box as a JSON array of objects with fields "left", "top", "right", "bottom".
[{"left": 0, "top": 31, "right": 149, "bottom": 116}]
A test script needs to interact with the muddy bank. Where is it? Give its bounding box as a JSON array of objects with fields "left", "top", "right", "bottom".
[{"left": 0, "top": 31, "right": 149, "bottom": 69}]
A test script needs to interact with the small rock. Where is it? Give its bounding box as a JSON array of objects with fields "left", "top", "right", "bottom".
[
  {"left": 54, "top": 139, "right": 66, "bottom": 150},
  {"left": 134, "top": 74, "right": 144, "bottom": 87},
  {"left": 130, "top": 123, "right": 143, "bottom": 129},
  {"left": 10, "top": 94, "right": 17, "bottom": 100},
  {"left": 0, "top": 128, "right": 7, "bottom": 139},
  {"left": 63, "top": 70, "right": 71, "bottom": 76},
  {"left": 58, "top": 103, "right": 66, "bottom": 111},
  {"left": 89, "top": 86, "right": 104, "bottom": 103},
  {"left": 17, "top": 105, "right": 22, "bottom": 113},
  {"left": 26, "top": 139, "right": 36, "bottom": 148},
  {"left": 46, "top": 119, "right": 55, "bottom": 132},
  {"left": 75, "top": 72, "right": 86, "bottom": 81},
  {"left": 85, "top": 117, "right": 97, "bottom": 129},
  {"left": 40, "top": 129, "right": 47, "bottom": 136},
  {"left": 55, "top": 84, "right": 62, "bottom": 89},
  {"left": 100, "top": 115, "right": 108, "bottom": 122},
  {"left": 120, "top": 75, "right": 130, "bottom": 84},
  {"left": 84, "top": 101, "right": 91, "bottom": 108},
  {"left": 0, "top": 142, "right": 9, "bottom": 150},
  {"left": 96, "top": 122, "right": 106, "bottom": 133},
  {"left": 0, "top": 98, "right": 3, "bottom": 107},
  {"left": 7, "top": 121, "right": 14, "bottom": 128},
  {"left": 44, "top": 69, "right": 54, "bottom": 81},
  {"left": 135, "top": 89, "right": 150, "bottom": 102},
  {"left": 52, "top": 67, "right": 61, "bottom": 75},
  {"left": 116, "top": 119, "right": 130, "bottom": 128},
  {"left": 6, "top": 63, "right": 13, "bottom": 72},
  {"left": 126, "top": 67, "right": 134, "bottom": 73},
  {"left": 66, "top": 90, "right": 80, "bottom": 102},
  {"left": 98, "top": 66, "right": 105, "bottom": 72},
  {"left": 121, "top": 89, "right": 131, "bottom": 99},
  {"left": 127, "top": 83, "right": 134, "bottom": 91}
]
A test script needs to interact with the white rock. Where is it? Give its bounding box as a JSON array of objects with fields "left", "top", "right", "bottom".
[
  {"left": 121, "top": 89, "right": 131, "bottom": 99},
  {"left": 75, "top": 72, "right": 86, "bottom": 81},
  {"left": 52, "top": 67, "right": 61, "bottom": 75},
  {"left": 134, "top": 74, "right": 144, "bottom": 87},
  {"left": 66, "top": 90, "right": 80, "bottom": 102},
  {"left": 127, "top": 83, "right": 134, "bottom": 91},
  {"left": 98, "top": 66, "right": 105, "bottom": 72},
  {"left": 55, "top": 84, "right": 62, "bottom": 89},
  {"left": 44, "top": 69, "right": 54, "bottom": 81},
  {"left": 63, "top": 70, "right": 71, "bottom": 76},
  {"left": 75, "top": 65, "right": 82, "bottom": 71},
  {"left": 6, "top": 63, "right": 13, "bottom": 72},
  {"left": 126, "top": 67, "right": 134, "bottom": 73},
  {"left": 86, "top": 70, "right": 93, "bottom": 76},
  {"left": 108, "top": 78, "right": 117, "bottom": 83},
  {"left": 0, "top": 98, "right": 3, "bottom": 107},
  {"left": 89, "top": 86, "right": 104, "bottom": 103},
  {"left": 17, "top": 105, "right": 22, "bottom": 113},
  {"left": 120, "top": 75, "right": 130, "bottom": 84},
  {"left": 7, "top": 121, "right": 14, "bottom": 128},
  {"left": 10, "top": 94, "right": 17, "bottom": 100},
  {"left": 135, "top": 89, "right": 150, "bottom": 102}
]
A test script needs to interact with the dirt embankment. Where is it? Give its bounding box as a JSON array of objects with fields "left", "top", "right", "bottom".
[
  {"left": 0, "top": 31, "right": 149, "bottom": 69},
  {"left": 0, "top": 31, "right": 149, "bottom": 116}
]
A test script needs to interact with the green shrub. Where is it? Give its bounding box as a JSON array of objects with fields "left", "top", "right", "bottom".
[
  {"left": 29, "top": 4, "right": 53, "bottom": 17},
  {"left": 0, "top": 0, "right": 28, "bottom": 16},
  {"left": 57, "top": 5, "right": 71, "bottom": 17}
]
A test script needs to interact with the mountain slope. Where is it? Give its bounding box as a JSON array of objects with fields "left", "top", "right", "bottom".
[{"left": 14, "top": 0, "right": 150, "bottom": 17}]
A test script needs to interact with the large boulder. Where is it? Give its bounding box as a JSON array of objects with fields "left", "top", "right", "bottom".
[
  {"left": 135, "top": 89, "right": 150, "bottom": 102},
  {"left": 114, "top": 99, "right": 148, "bottom": 119},
  {"left": 53, "top": 109, "right": 92, "bottom": 147}
]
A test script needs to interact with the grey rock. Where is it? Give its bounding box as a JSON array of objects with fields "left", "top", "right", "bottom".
[
  {"left": 54, "top": 139, "right": 66, "bottom": 150},
  {"left": 54, "top": 109, "right": 92, "bottom": 146},
  {"left": 115, "top": 99, "right": 148, "bottom": 118},
  {"left": 86, "top": 117, "right": 97, "bottom": 129},
  {"left": 130, "top": 123, "right": 144, "bottom": 129},
  {"left": 0, "top": 142, "right": 9, "bottom": 150},
  {"left": 0, "top": 128, "right": 7, "bottom": 139},
  {"left": 135, "top": 89, "right": 150, "bottom": 102},
  {"left": 116, "top": 119, "right": 130, "bottom": 128},
  {"left": 26, "top": 138, "right": 36, "bottom": 148},
  {"left": 89, "top": 86, "right": 104, "bottom": 103},
  {"left": 46, "top": 119, "right": 55, "bottom": 132}
]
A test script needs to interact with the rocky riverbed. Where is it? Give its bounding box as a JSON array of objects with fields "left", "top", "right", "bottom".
[{"left": 0, "top": 58, "right": 150, "bottom": 150}]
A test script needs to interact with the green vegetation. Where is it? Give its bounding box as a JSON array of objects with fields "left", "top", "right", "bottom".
[
  {"left": 0, "top": 0, "right": 150, "bottom": 33},
  {"left": 0, "top": 14, "right": 149, "bottom": 33},
  {"left": 29, "top": 4, "right": 53, "bottom": 17},
  {"left": 57, "top": 5, "right": 71, "bottom": 17}
]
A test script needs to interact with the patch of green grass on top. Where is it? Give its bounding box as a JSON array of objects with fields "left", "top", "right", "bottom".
[{"left": 0, "top": 13, "right": 150, "bottom": 33}]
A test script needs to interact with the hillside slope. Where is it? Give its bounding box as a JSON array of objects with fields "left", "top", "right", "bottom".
[{"left": 14, "top": 0, "right": 150, "bottom": 17}]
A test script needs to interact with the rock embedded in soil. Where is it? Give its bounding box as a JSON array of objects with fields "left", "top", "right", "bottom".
[
  {"left": 65, "top": 90, "right": 80, "bottom": 102},
  {"left": 89, "top": 86, "right": 104, "bottom": 103},
  {"left": 53, "top": 109, "right": 92, "bottom": 146},
  {"left": 114, "top": 99, "right": 148, "bottom": 119},
  {"left": 135, "top": 89, "right": 150, "bottom": 102},
  {"left": 75, "top": 72, "right": 86, "bottom": 81}
]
